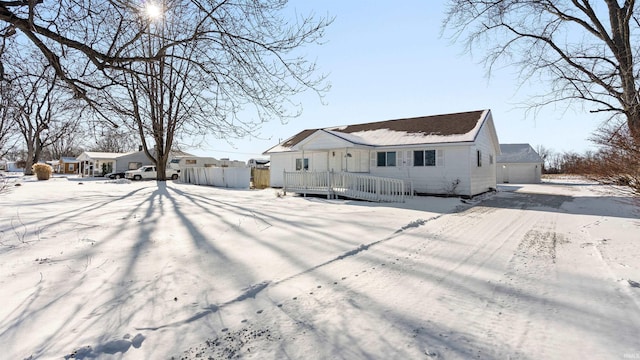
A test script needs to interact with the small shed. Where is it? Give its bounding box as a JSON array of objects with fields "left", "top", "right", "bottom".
[{"left": 496, "top": 144, "right": 543, "bottom": 184}]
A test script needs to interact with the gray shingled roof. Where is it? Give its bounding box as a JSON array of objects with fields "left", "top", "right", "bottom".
[{"left": 497, "top": 144, "right": 543, "bottom": 163}]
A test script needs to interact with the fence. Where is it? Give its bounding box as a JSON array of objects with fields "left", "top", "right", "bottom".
[
  {"left": 181, "top": 167, "right": 250, "bottom": 188},
  {"left": 251, "top": 168, "right": 270, "bottom": 189},
  {"left": 283, "top": 171, "right": 411, "bottom": 203}
]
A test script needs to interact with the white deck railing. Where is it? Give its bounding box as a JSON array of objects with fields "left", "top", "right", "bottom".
[{"left": 283, "top": 171, "right": 411, "bottom": 203}]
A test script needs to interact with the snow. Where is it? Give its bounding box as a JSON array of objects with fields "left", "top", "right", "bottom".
[
  {"left": 325, "top": 128, "right": 478, "bottom": 147},
  {"left": 1, "top": 173, "right": 639, "bottom": 359}
]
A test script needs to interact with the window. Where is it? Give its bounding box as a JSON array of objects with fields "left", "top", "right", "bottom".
[
  {"left": 377, "top": 151, "right": 396, "bottom": 167},
  {"left": 68, "top": 164, "right": 74, "bottom": 171},
  {"left": 186, "top": 159, "right": 197, "bottom": 165},
  {"left": 414, "top": 150, "right": 436, "bottom": 167},
  {"left": 489, "top": 154, "right": 494, "bottom": 165},
  {"left": 295, "top": 158, "right": 309, "bottom": 171},
  {"left": 477, "top": 150, "right": 482, "bottom": 167},
  {"left": 129, "top": 162, "right": 142, "bottom": 170}
]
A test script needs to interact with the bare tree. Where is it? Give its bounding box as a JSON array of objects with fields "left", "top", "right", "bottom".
[
  {"left": 41, "top": 121, "right": 85, "bottom": 160},
  {"left": 590, "top": 121, "right": 640, "bottom": 194},
  {"left": 87, "top": 127, "right": 137, "bottom": 153},
  {"left": 444, "top": 1, "right": 640, "bottom": 144},
  {"left": 0, "top": 78, "right": 17, "bottom": 158},
  {"left": 1, "top": 1, "right": 331, "bottom": 153},
  {"left": 1, "top": 1, "right": 171, "bottom": 118},
  {"left": 535, "top": 144, "right": 552, "bottom": 173},
  {"left": 105, "top": 0, "right": 331, "bottom": 180},
  {"left": 10, "top": 57, "right": 80, "bottom": 175}
]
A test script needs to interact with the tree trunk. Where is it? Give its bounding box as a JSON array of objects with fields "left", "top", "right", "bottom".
[
  {"left": 23, "top": 143, "right": 35, "bottom": 175},
  {"left": 156, "top": 156, "right": 167, "bottom": 181},
  {"left": 628, "top": 112, "right": 640, "bottom": 146}
]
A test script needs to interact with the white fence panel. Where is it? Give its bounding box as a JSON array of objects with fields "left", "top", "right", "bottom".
[{"left": 182, "top": 167, "right": 250, "bottom": 188}]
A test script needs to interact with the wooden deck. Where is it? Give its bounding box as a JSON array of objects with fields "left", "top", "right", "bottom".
[{"left": 283, "top": 171, "right": 411, "bottom": 203}]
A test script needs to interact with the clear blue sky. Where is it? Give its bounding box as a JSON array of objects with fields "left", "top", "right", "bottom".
[{"left": 189, "top": 1, "right": 605, "bottom": 162}]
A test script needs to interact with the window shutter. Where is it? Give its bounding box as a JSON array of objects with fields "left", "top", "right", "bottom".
[
  {"left": 370, "top": 151, "right": 376, "bottom": 168},
  {"left": 405, "top": 151, "right": 411, "bottom": 167},
  {"left": 436, "top": 149, "right": 444, "bottom": 167}
]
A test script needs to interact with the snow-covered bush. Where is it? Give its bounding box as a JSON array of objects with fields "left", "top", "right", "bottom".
[{"left": 32, "top": 163, "right": 53, "bottom": 180}]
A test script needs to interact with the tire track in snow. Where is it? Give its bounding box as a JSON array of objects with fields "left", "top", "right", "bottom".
[
  {"left": 479, "top": 217, "right": 562, "bottom": 359},
  {"left": 587, "top": 240, "right": 640, "bottom": 313},
  {"left": 394, "top": 193, "right": 568, "bottom": 358}
]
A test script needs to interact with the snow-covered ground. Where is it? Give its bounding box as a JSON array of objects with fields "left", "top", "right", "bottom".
[{"left": 0, "top": 173, "right": 638, "bottom": 359}]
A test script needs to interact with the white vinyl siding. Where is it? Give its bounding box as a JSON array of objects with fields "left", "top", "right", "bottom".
[
  {"left": 469, "top": 121, "right": 498, "bottom": 195},
  {"left": 406, "top": 147, "right": 468, "bottom": 195}
]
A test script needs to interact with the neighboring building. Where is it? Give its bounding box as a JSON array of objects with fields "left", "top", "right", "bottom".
[
  {"left": 6, "top": 161, "right": 26, "bottom": 173},
  {"left": 58, "top": 157, "right": 80, "bottom": 174},
  {"left": 115, "top": 150, "right": 195, "bottom": 173},
  {"left": 46, "top": 160, "right": 59, "bottom": 172},
  {"left": 496, "top": 143, "right": 543, "bottom": 184},
  {"left": 264, "top": 109, "right": 500, "bottom": 197},
  {"left": 76, "top": 149, "right": 197, "bottom": 177},
  {"left": 76, "top": 151, "right": 127, "bottom": 177}
]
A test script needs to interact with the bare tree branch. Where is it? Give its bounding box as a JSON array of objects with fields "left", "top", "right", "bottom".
[{"left": 443, "top": 0, "right": 640, "bottom": 143}]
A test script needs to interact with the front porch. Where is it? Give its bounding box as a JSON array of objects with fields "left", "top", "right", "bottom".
[{"left": 283, "top": 171, "right": 412, "bottom": 203}]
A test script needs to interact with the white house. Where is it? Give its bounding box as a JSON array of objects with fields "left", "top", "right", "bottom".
[
  {"left": 264, "top": 109, "right": 500, "bottom": 198},
  {"left": 496, "top": 143, "right": 543, "bottom": 184},
  {"left": 76, "top": 152, "right": 126, "bottom": 177}
]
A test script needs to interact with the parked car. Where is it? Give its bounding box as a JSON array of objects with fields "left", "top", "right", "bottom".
[
  {"left": 125, "top": 165, "right": 180, "bottom": 180},
  {"left": 105, "top": 171, "right": 127, "bottom": 179}
]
